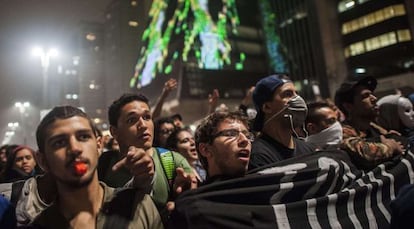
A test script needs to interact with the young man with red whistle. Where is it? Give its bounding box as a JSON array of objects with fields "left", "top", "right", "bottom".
[{"left": 31, "top": 106, "right": 163, "bottom": 228}]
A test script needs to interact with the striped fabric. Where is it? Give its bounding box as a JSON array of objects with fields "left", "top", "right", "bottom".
[{"left": 170, "top": 149, "right": 414, "bottom": 229}]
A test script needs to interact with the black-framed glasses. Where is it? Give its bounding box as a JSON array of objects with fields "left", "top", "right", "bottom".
[{"left": 213, "top": 129, "right": 255, "bottom": 142}]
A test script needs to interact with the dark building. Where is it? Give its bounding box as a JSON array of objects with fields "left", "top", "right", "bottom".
[
  {"left": 266, "top": 0, "right": 414, "bottom": 99},
  {"left": 266, "top": 0, "right": 338, "bottom": 99},
  {"left": 76, "top": 22, "right": 106, "bottom": 128},
  {"left": 103, "top": 0, "right": 151, "bottom": 108},
  {"left": 337, "top": 0, "right": 414, "bottom": 96}
]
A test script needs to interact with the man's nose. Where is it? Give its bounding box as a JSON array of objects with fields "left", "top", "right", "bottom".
[
  {"left": 68, "top": 138, "right": 82, "bottom": 155},
  {"left": 136, "top": 117, "right": 148, "bottom": 129}
]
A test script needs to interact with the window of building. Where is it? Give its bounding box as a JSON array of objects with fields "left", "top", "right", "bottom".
[
  {"left": 86, "top": 33, "right": 96, "bottom": 41},
  {"left": 128, "top": 21, "right": 139, "bottom": 27},
  {"left": 366, "top": 37, "right": 380, "bottom": 51},
  {"left": 350, "top": 41, "right": 365, "bottom": 56},
  {"left": 351, "top": 20, "right": 359, "bottom": 31},
  {"left": 374, "top": 11, "right": 384, "bottom": 22},
  {"left": 341, "top": 4, "right": 406, "bottom": 35},
  {"left": 379, "top": 32, "right": 397, "bottom": 47},
  {"left": 397, "top": 29, "right": 412, "bottom": 42},
  {"left": 345, "top": 29, "right": 411, "bottom": 58},
  {"left": 393, "top": 4, "right": 406, "bottom": 16},
  {"left": 338, "top": 0, "right": 355, "bottom": 13}
]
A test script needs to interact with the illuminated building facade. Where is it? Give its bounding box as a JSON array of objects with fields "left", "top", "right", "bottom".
[{"left": 338, "top": 0, "right": 414, "bottom": 96}]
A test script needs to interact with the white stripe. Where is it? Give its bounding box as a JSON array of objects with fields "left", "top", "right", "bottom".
[
  {"left": 327, "top": 195, "right": 342, "bottom": 229},
  {"left": 401, "top": 158, "right": 414, "bottom": 183},
  {"left": 356, "top": 179, "right": 377, "bottom": 229},
  {"left": 345, "top": 189, "right": 363, "bottom": 228},
  {"left": 367, "top": 172, "right": 391, "bottom": 222},
  {"left": 306, "top": 198, "right": 321, "bottom": 229},
  {"left": 270, "top": 181, "right": 294, "bottom": 203},
  {"left": 272, "top": 204, "right": 291, "bottom": 229},
  {"left": 378, "top": 164, "right": 395, "bottom": 199},
  {"left": 304, "top": 173, "right": 328, "bottom": 199}
]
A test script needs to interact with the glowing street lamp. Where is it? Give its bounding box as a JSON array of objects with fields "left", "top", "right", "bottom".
[
  {"left": 14, "top": 101, "right": 31, "bottom": 144},
  {"left": 32, "top": 46, "right": 58, "bottom": 108},
  {"left": 15, "top": 101, "right": 30, "bottom": 114}
]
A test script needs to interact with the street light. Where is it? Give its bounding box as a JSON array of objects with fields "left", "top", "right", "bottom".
[
  {"left": 15, "top": 101, "right": 30, "bottom": 113},
  {"left": 15, "top": 101, "right": 30, "bottom": 144},
  {"left": 32, "top": 46, "right": 58, "bottom": 108}
]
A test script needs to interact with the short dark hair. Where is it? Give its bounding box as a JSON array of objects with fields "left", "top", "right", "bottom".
[
  {"left": 108, "top": 93, "right": 150, "bottom": 127},
  {"left": 165, "top": 128, "right": 189, "bottom": 151},
  {"left": 195, "top": 111, "right": 249, "bottom": 171},
  {"left": 334, "top": 76, "right": 377, "bottom": 116},
  {"left": 305, "top": 101, "right": 332, "bottom": 126},
  {"left": 36, "top": 106, "right": 96, "bottom": 154}
]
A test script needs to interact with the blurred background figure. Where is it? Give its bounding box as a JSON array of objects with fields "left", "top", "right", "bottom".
[
  {"left": 0, "top": 145, "right": 40, "bottom": 183},
  {"left": 170, "top": 113, "right": 185, "bottom": 129},
  {"left": 0, "top": 145, "right": 9, "bottom": 174},
  {"left": 166, "top": 128, "right": 206, "bottom": 183},
  {"left": 105, "top": 137, "right": 120, "bottom": 152},
  {"left": 377, "top": 94, "right": 414, "bottom": 147},
  {"left": 153, "top": 117, "right": 176, "bottom": 148}
]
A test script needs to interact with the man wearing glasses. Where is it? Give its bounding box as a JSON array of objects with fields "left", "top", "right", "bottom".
[{"left": 195, "top": 111, "right": 254, "bottom": 184}]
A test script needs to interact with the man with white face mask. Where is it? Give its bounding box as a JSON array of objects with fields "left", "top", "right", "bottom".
[
  {"left": 248, "top": 75, "right": 315, "bottom": 170},
  {"left": 305, "top": 101, "right": 343, "bottom": 150},
  {"left": 377, "top": 94, "right": 414, "bottom": 148}
]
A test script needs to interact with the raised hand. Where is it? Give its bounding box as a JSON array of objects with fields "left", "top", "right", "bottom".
[{"left": 112, "top": 146, "right": 155, "bottom": 187}]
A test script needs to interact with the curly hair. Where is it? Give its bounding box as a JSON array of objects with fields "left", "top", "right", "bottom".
[{"left": 194, "top": 111, "right": 249, "bottom": 171}]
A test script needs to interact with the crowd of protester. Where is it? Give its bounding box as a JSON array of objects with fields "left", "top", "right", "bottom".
[{"left": 0, "top": 75, "right": 413, "bottom": 228}]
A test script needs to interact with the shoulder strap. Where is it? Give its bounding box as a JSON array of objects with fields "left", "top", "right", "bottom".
[
  {"left": 156, "top": 147, "right": 176, "bottom": 192},
  {"left": 10, "top": 180, "right": 25, "bottom": 207}
]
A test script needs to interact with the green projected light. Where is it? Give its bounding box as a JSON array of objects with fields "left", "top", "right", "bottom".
[
  {"left": 259, "top": 0, "right": 287, "bottom": 73},
  {"left": 131, "top": 0, "right": 244, "bottom": 89}
]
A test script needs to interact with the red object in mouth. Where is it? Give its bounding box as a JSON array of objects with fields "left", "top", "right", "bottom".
[{"left": 74, "top": 162, "right": 87, "bottom": 175}]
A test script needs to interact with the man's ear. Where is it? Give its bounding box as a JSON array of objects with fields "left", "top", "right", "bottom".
[
  {"left": 262, "top": 102, "right": 272, "bottom": 114},
  {"left": 36, "top": 151, "right": 49, "bottom": 173},
  {"left": 198, "top": 143, "right": 212, "bottom": 159},
  {"left": 109, "top": 126, "right": 118, "bottom": 140},
  {"left": 96, "top": 136, "right": 104, "bottom": 156}
]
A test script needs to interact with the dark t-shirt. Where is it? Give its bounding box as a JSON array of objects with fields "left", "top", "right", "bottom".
[{"left": 248, "top": 133, "right": 314, "bottom": 170}]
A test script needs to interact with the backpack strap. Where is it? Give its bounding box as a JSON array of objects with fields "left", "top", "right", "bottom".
[
  {"left": 10, "top": 180, "right": 25, "bottom": 207},
  {"left": 156, "top": 147, "right": 176, "bottom": 195}
]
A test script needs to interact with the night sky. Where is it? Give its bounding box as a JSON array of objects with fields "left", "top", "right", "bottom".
[{"left": 0, "top": 0, "right": 112, "bottom": 145}]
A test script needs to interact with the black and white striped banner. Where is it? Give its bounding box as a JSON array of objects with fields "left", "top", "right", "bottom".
[{"left": 170, "top": 150, "right": 414, "bottom": 229}]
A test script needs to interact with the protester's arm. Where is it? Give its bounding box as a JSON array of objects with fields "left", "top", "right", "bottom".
[
  {"left": 112, "top": 146, "right": 155, "bottom": 192},
  {"left": 341, "top": 124, "right": 404, "bottom": 164},
  {"left": 208, "top": 89, "right": 220, "bottom": 114},
  {"left": 239, "top": 86, "right": 254, "bottom": 116},
  {"left": 152, "top": 78, "right": 177, "bottom": 120}
]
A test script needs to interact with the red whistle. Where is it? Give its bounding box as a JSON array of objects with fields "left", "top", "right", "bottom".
[{"left": 74, "top": 162, "right": 87, "bottom": 175}]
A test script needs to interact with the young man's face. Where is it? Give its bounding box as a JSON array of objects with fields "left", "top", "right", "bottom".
[
  {"left": 206, "top": 118, "right": 251, "bottom": 178},
  {"left": 110, "top": 100, "right": 154, "bottom": 152},
  {"left": 309, "top": 107, "right": 338, "bottom": 134},
  {"left": 351, "top": 86, "right": 379, "bottom": 120},
  {"left": 40, "top": 116, "right": 100, "bottom": 187},
  {"left": 264, "top": 82, "right": 297, "bottom": 126}
]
